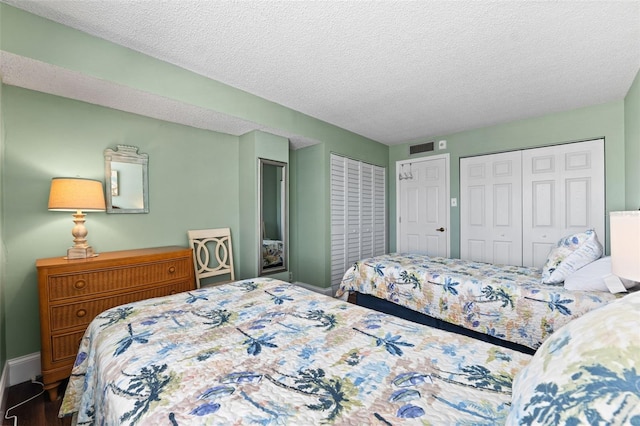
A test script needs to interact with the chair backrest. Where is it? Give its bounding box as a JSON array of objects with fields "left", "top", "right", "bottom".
[{"left": 187, "top": 228, "right": 235, "bottom": 288}]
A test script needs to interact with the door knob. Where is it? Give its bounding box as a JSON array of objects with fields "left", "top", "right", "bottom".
[{"left": 436, "top": 227, "right": 445, "bottom": 232}]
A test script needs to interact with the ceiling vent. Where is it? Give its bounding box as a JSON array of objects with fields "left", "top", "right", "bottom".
[{"left": 409, "top": 141, "right": 434, "bottom": 155}]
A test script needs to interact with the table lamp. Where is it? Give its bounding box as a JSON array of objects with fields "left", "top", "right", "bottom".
[
  {"left": 48, "top": 177, "right": 106, "bottom": 259},
  {"left": 609, "top": 210, "right": 640, "bottom": 290}
]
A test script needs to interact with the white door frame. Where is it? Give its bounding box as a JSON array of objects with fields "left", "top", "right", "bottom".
[{"left": 395, "top": 153, "right": 450, "bottom": 257}]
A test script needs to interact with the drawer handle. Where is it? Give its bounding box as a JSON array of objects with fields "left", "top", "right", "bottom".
[
  {"left": 76, "top": 309, "right": 87, "bottom": 318},
  {"left": 74, "top": 280, "right": 87, "bottom": 290},
  {"left": 169, "top": 289, "right": 177, "bottom": 295},
  {"left": 168, "top": 266, "right": 176, "bottom": 274}
]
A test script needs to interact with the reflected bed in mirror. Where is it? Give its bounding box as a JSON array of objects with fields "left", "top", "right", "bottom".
[
  {"left": 104, "top": 145, "right": 149, "bottom": 213},
  {"left": 259, "top": 159, "right": 287, "bottom": 276}
]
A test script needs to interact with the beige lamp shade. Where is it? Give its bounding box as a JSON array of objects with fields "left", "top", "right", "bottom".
[
  {"left": 609, "top": 211, "right": 640, "bottom": 282},
  {"left": 48, "top": 178, "right": 106, "bottom": 212}
]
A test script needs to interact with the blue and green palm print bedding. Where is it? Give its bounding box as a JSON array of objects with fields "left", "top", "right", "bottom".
[
  {"left": 336, "top": 253, "right": 619, "bottom": 349},
  {"left": 59, "top": 277, "right": 532, "bottom": 425}
]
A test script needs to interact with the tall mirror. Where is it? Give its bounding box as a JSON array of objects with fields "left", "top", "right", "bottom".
[
  {"left": 104, "top": 145, "right": 149, "bottom": 213},
  {"left": 259, "top": 159, "right": 287, "bottom": 275}
]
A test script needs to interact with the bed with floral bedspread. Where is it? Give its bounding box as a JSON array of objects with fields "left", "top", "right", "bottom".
[
  {"left": 335, "top": 253, "right": 619, "bottom": 350},
  {"left": 59, "top": 277, "right": 532, "bottom": 425}
]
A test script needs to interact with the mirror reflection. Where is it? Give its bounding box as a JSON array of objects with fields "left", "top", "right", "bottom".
[
  {"left": 104, "top": 145, "right": 149, "bottom": 213},
  {"left": 259, "top": 159, "right": 287, "bottom": 275}
]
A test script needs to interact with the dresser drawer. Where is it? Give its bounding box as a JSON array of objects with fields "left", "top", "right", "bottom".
[
  {"left": 49, "top": 280, "right": 193, "bottom": 331},
  {"left": 47, "top": 258, "right": 192, "bottom": 301},
  {"left": 51, "top": 330, "right": 86, "bottom": 363}
]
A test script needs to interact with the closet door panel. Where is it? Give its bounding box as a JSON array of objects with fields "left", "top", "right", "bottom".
[
  {"left": 346, "top": 159, "right": 361, "bottom": 266},
  {"left": 493, "top": 182, "right": 518, "bottom": 265},
  {"left": 493, "top": 241, "right": 514, "bottom": 265},
  {"left": 468, "top": 185, "right": 486, "bottom": 226},
  {"left": 460, "top": 151, "right": 522, "bottom": 265},
  {"left": 466, "top": 240, "right": 486, "bottom": 262},
  {"left": 531, "top": 180, "right": 555, "bottom": 227},
  {"left": 522, "top": 139, "right": 604, "bottom": 267},
  {"left": 330, "top": 155, "right": 348, "bottom": 287},
  {"left": 566, "top": 178, "right": 590, "bottom": 227},
  {"left": 360, "top": 163, "right": 374, "bottom": 259},
  {"left": 373, "top": 166, "right": 386, "bottom": 256}
]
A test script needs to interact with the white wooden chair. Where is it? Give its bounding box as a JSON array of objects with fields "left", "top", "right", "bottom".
[{"left": 187, "top": 228, "right": 235, "bottom": 288}]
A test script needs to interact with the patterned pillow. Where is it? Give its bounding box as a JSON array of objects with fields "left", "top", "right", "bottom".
[
  {"left": 507, "top": 291, "right": 640, "bottom": 425},
  {"left": 541, "top": 229, "right": 603, "bottom": 284}
]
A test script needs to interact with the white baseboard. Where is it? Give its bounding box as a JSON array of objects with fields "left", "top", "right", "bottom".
[
  {"left": 0, "top": 361, "right": 8, "bottom": 419},
  {"left": 292, "top": 281, "right": 334, "bottom": 297},
  {"left": 7, "top": 352, "right": 40, "bottom": 386}
]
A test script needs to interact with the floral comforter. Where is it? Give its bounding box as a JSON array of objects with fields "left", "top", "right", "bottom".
[
  {"left": 335, "top": 253, "right": 619, "bottom": 350},
  {"left": 60, "top": 277, "right": 531, "bottom": 425}
]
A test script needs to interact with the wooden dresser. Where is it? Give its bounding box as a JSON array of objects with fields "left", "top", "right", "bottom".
[{"left": 36, "top": 246, "right": 195, "bottom": 400}]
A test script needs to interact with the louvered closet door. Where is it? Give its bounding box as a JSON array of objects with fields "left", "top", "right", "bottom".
[
  {"left": 330, "top": 155, "right": 347, "bottom": 288},
  {"left": 330, "top": 154, "right": 386, "bottom": 293},
  {"left": 460, "top": 151, "right": 523, "bottom": 265},
  {"left": 360, "top": 163, "right": 374, "bottom": 260},
  {"left": 522, "top": 139, "right": 605, "bottom": 267},
  {"left": 346, "top": 158, "right": 362, "bottom": 267},
  {"left": 373, "top": 166, "right": 386, "bottom": 256}
]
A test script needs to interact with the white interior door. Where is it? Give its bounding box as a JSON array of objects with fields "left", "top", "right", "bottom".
[
  {"left": 522, "top": 139, "right": 605, "bottom": 267},
  {"left": 460, "top": 151, "right": 523, "bottom": 265},
  {"left": 397, "top": 155, "right": 449, "bottom": 257}
]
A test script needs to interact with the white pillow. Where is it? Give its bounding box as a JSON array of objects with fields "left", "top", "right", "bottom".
[
  {"left": 541, "top": 229, "right": 603, "bottom": 284},
  {"left": 564, "top": 256, "right": 636, "bottom": 292}
]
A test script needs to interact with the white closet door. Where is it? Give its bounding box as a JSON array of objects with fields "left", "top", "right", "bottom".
[
  {"left": 346, "top": 158, "right": 362, "bottom": 266},
  {"left": 330, "top": 154, "right": 347, "bottom": 287},
  {"left": 330, "top": 154, "right": 387, "bottom": 291},
  {"left": 360, "top": 163, "right": 374, "bottom": 259},
  {"left": 373, "top": 166, "right": 386, "bottom": 256},
  {"left": 522, "top": 139, "right": 605, "bottom": 267},
  {"left": 460, "top": 151, "right": 523, "bottom": 265}
]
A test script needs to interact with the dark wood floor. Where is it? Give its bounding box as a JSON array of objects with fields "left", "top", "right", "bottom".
[{"left": 3, "top": 381, "right": 71, "bottom": 426}]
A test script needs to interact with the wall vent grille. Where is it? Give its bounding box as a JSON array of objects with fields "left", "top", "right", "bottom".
[{"left": 409, "top": 142, "right": 434, "bottom": 155}]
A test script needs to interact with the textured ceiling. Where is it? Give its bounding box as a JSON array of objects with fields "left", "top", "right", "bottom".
[{"left": 2, "top": 0, "right": 639, "bottom": 146}]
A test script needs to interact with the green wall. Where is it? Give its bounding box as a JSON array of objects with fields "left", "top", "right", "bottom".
[
  {"left": 0, "top": 78, "right": 6, "bottom": 374},
  {"left": 2, "top": 86, "right": 242, "bottom": 358},
  {"left": 238, "top": 131, "right": 289, "bottom": 281},
  {"left": 625, "top": 69, "right": 640, "bottom": 209},
  {"left": 390, "top": 100, "right": 627, "bottom": 258},
  {"left": 291, "top": 144, "right": 325, "bottom": 285},
  {"left": 0, "top": 3, "right": 380, "bottom": 157},
  {"left": 0, "top": 3, "right": 384, "bottom": 362},
  {"left": 291, "top": 138, "right": 389, "bottom": 288}
]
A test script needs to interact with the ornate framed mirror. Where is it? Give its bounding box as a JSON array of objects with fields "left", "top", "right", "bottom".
[
  {"left": 259, "top": 158, "right": 287, "bottom": 276},
  {"left": 104, "top": 145, "right": 149, "bottom": 213}
]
